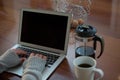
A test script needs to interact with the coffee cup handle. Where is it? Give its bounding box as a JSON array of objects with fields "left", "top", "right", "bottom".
[{"left": 93, "top": 68, "right": 104, "bottom": 80}]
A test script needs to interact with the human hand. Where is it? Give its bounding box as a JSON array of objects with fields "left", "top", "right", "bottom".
[
  {"left": 12, "top": 49, "right": 27, "bottom": 63},
  {"left": 0, "top": 49, "right": 27, "bottom": 70},
  {"left": 29, "top": 53, "right": 47, "bottom": 60},
  {"left": 22, "top": 53, "right": 47, "bottom": 80},
  {"left": 23, "top": 53, "right": 47, "bottom": 73}
]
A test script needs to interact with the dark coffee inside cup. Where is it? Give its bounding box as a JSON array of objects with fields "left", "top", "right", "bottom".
[{"left": 78, "top": 63, "right": 92, "bottom": 68}]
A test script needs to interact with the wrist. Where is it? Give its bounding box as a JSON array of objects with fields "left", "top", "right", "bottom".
[
  {"left": 0, "top": 49, "right": 20, "bottom": 68},
  {"left": 23, "top": 56, "right": 46, "bottom": 72}
]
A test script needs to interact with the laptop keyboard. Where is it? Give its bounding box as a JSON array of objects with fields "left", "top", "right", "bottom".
[{"left": 17, "top": 46, "right": 59, "bottom": 68}]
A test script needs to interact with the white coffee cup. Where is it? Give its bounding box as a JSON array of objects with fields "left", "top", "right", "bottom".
[{"left": 73, "top": 56, "right": 104, "bottom": 80}]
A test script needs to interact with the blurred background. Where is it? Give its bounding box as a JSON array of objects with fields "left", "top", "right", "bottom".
[{"left": 0, "top": 0, "right": 120, "bottom": 52}]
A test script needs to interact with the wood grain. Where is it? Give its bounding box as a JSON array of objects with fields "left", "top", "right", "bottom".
[{"left": 0, "top": 0, "right": 120, "bottom": 80}]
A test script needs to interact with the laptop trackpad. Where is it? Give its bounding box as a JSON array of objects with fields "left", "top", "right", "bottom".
[{"left": 7, "top": 65, "right": 23, "bottom": 76}]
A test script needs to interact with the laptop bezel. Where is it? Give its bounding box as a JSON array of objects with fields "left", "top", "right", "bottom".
[{"left": 18, "top": 8, "right": 71, "bottom": 55}]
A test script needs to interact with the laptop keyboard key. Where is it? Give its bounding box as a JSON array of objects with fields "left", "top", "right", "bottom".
[{"left": 17, "top": 46, "right": 59, "bottom": 68}]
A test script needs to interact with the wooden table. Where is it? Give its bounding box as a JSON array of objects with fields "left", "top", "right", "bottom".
[
  {"left": 0, "top": 30, "right": 120, "bottom": 80},
  {"left": 0, "top": 0, "right": 120, "bottom": 80}
]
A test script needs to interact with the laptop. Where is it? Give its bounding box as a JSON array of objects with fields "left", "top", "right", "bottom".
[{"left": 7, "top": 8, "right": 71, "bottom": 80}]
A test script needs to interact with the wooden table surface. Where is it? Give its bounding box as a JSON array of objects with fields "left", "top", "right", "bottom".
[{"left": 0, "top": 0, "right": 120, "bottom": 80}]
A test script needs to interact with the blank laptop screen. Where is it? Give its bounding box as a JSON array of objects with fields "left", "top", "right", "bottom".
[{"left": 20, "top": 10, "right": 69, "bottom": 51}]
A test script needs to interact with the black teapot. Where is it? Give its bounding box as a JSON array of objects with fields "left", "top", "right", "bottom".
[{"left": 75, "top": 24, "right": 104, "bottom": 58}]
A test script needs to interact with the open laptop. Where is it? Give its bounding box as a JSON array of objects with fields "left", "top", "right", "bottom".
[{"left": 7, "top": 8, "right": 71, "bottom": 80}]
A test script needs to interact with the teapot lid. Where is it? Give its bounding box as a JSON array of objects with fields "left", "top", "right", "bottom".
[{"left": 76, "top": 24, "right": 97, "bottom": 37}]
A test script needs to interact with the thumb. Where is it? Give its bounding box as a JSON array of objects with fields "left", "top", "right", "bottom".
[{"left": 20, "top": 58, "right": 26, "bottom": 63}]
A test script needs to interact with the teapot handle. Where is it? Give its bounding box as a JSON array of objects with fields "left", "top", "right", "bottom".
[{"left": 93, "top": 35, "right": 104, "bottom": 58}]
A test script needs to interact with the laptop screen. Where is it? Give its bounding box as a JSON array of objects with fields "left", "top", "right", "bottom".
[{"left": 19, "top": 9, "right": 71, "bottom": 54}]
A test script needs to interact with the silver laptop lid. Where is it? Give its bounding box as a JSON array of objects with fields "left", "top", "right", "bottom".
[{"left": 18, "top": 8, "right": 71, "bottom": 54}]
